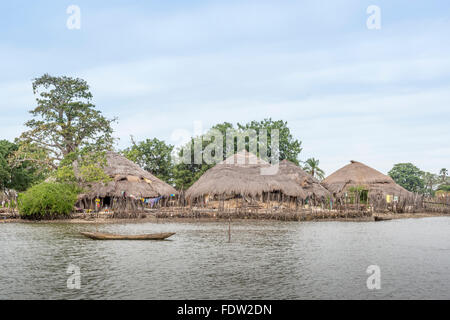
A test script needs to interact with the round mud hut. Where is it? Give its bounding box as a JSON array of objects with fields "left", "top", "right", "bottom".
[
  {"left": 321, "top": 160, "right": 416, "bottom": 211},
  {"left": 185, "top": 151, "right": 330, "bottom": 211},
  {"left": 77, "top": 152, "right": 177, "bottom": 213}
]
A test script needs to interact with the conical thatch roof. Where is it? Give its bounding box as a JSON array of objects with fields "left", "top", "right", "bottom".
[
  {"left": 81, "top": 152, "right": 177, "bottom": 198},
  {"left": 278, "top": 160, "right": 331, "bottom": 200},
  {"left": 186, "top": 151, "right": 328, "bottom": 200},
  {"left": 322, "top": 160, "right": 410, "bottom": 196}
]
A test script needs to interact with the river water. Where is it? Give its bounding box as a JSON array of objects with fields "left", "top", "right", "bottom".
[{"left": 0, "top": 217, "right": 449, "bottom": 299}]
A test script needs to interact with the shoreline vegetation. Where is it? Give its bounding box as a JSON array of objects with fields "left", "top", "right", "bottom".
[{"left": 1, "top": 211, "right": 447, "bottom": 224}]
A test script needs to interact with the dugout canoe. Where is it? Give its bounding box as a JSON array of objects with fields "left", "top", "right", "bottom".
[
  {"left": 374, "top": 216, "right": 392, "bottom": 222},
  {"left": 80, "top": 231, "right": 175, "bottom": 240}
]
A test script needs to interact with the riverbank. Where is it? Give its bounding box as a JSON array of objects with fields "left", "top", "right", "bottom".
[{"left": 0, "top": 212, "right": 447, "bottom": 224}]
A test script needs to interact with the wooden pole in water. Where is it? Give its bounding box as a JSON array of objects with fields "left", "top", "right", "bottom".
[{"left": 228, "top": 211, "right": 231, "bottom": 243}]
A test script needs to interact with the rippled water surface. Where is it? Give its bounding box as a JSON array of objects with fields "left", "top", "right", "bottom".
[{"left": 0, "top": 217, "right": 449, "bottom": 299}]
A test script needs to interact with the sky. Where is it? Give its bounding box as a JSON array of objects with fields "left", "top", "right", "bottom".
[{"left": 0, "top": 0, "right": 449, "bottom": 176}]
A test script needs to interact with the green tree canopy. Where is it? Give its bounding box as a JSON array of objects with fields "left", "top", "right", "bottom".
[
  {"left": 122, "top": 137, "right": 174, "bottom": 184},
  {"left": 303, "top": 158, "right": 325, "bottom": 180},
  {"left": 173, "top": 122, "right": 233, "bottom": 190},
  {"left": 16, "top": 74, "right": 117, "bottom": 171},
  {"left": 0, "top": 140, "right": 44, "bottom": 192},
  {"left": 436, "top": 168, "right": 449, "bottom": 193},
  {"left": 237, "top": 118, "right": 302, "bottom": 165},
  {"left": 421, "top": 171, "right": 439, "bottom": 196},
  {"left": 52, "top": 151, "right": 111, "bottom": 190},
  {"left": 0, "top": 141, "right": 9, "bottom": 190},
  {"left": 388, "top": 163, "right": 424, "bottom": 193}
]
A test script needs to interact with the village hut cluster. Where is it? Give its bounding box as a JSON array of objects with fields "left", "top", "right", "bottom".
[
  {"left": 76, "top": 152, "right": 178, "bottom": 217},
  {"left": 185, "top": 152, "right": 330, "bottom": 212},
  {"left": 62, "top": 151, "right": 446, "bottom": 218}
]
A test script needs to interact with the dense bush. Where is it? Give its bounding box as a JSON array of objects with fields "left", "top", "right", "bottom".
[{"left": 18, "top": 182, "right": 77, "bottom": 219}]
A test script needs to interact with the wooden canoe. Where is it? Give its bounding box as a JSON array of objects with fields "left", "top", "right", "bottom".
[
  {"left": 80, "top": 232, "right": 175, "bottom": 240},
  {"left": 374, "top": 216, "right": 392, "bottom": 222}
]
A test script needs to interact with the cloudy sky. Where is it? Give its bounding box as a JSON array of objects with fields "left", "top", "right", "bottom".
[{"left": 0, "top": 0, "right": 449, "bottom": 176}]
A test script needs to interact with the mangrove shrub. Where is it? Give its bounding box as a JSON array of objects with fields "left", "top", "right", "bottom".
[{"left": 18, "top": 182, "right": 77, "bottom": 219}]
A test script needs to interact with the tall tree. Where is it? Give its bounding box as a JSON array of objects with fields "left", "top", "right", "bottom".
[
  {"left": 16, "top": 74, "right": 116, "bottom": 170},
  {"left": 421, "top": 171, "right": 439, "bottom": 197},
  {"left": 303, "top": 158, "right": 325, "bottom": 180},
  {"left": 237, "top": 118, "right": 302, "bottom": 165},
  {"left": 388, "top": 163, "right": 424, "bottom": 193},
  {"left": 122, "top": 137, "right": 174, "bottom": 184}
]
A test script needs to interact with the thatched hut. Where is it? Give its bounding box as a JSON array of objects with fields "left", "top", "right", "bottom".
[
  {"left": 185, "top": 151, "right": 330, "bottom": 210},
  {"left": 278, "top": 160, "right": 331, "bottom": 202},
  {"left": 77, "top": 152, "right": 177, "bottom": 211},
  {"left": 322, "top": 160, "right": 414, "bottom": 210}
]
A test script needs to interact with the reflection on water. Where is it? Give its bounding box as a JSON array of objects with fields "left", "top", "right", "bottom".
[{"left": 0, "top": 217, "right": 449, "bottom": 299}]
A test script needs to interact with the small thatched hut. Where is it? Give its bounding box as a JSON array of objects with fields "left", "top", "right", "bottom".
[
  {"left": 185, "top": 151, "right": 330, "bottom": 209},
  {"left": 77, "top": 152, "right": 177, "bottom": 211},
  {"left": 322, "top": 160, "right": 414, "bottom": 209}
]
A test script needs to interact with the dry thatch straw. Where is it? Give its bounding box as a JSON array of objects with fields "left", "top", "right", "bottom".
[
  {"left": 278, "top": 160, "right": 331, "bottom": 201},
  {"left": 186, "top": 151, "right": 330, "bottom": 200},
  {"left": 322, "top": 160, "right": 411, "bottom": 197},
  {"left": 80, "top": 151, "right": 177, "bottom": 199}
]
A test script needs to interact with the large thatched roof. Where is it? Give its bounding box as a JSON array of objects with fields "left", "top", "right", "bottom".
[
  {"left": 186, "top": 151, "right": 329, "bottom": 200},
  {"left": 278, "top": 160, "right": 331, "bottom": 200},
  {"left": 322, "top": 160, "right": 410, "bottom": 196},
  {"left": 80, "top": 152, "right": 177, "bottom": 199}
]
